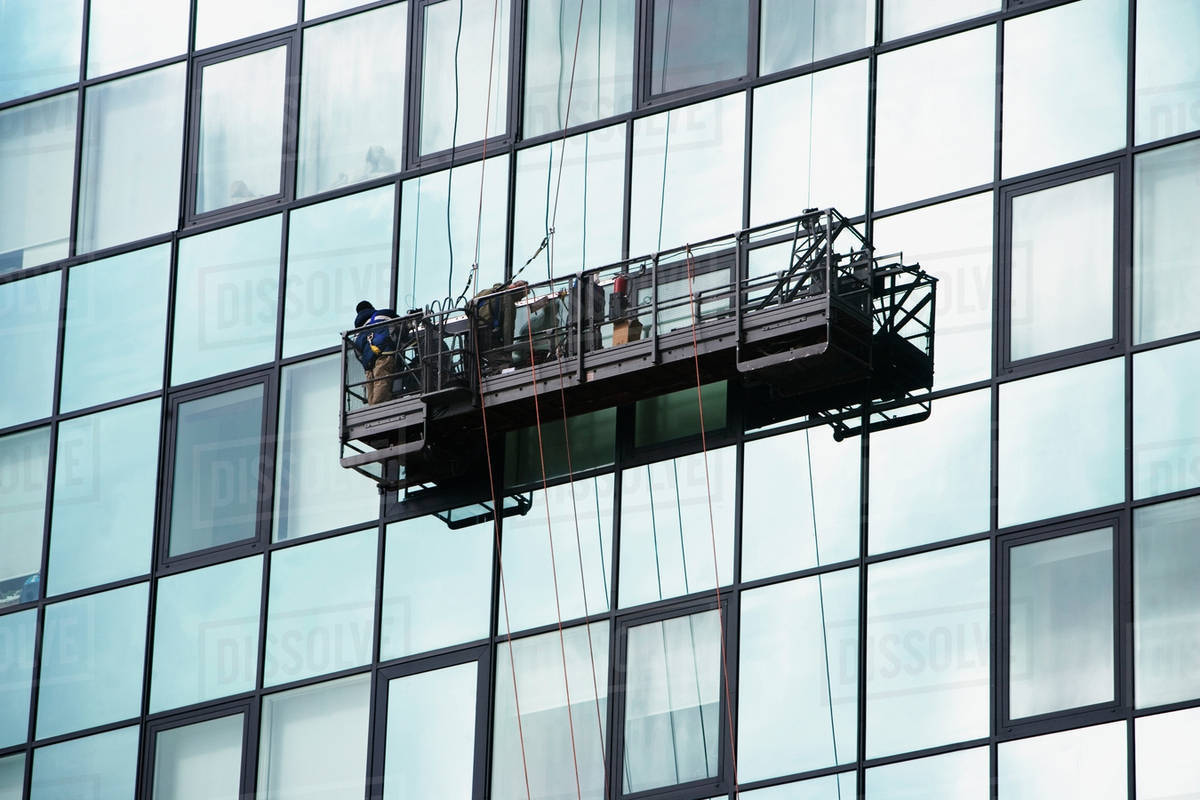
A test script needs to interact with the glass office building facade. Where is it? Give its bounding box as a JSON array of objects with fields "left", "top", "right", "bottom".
[{"left": 1, "top": 0, "right": 1199, "bottom": 797}]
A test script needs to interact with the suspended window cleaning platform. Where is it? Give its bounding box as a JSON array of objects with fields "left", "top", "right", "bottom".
[{"left": 339, "top": 209, "right": 937, "bottom": 490}]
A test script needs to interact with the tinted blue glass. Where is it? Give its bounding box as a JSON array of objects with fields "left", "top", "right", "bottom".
[
  {"left": 0, "top": 609, "right": 36, "bottom": 748},
  {"left": 1136, "top": 0, "right": 1200, "bottom": 144},
  {"left": 999, "top": 722, "right": 1126, "bottom": 800},
  {"left": 0, "top": 426, "right": 50, "bottom": 609},
  {"left": 384, "top": 663, "right": 477, "bottom": 800},
  {"left": 60, "top": 244, "right": 170, "bottom": 411},
  {"left": 1134, "top": 339, "right": 1200, "bottom": 499},
  {"left": 0, "top": 753, "right": 23, "bottom": 800},
  {"left": 37, "top": 583, "right": 147, "bottom": 739},
  {"left": 866, "top": 747, "right": 990, "bottom": 800},
  {"left": 0, "top": 0, "right": 82, "bottom": 103},
  {"left": 649, "top": 0, "right": 747, "bottom": 94},
  {"left": 0, "top": 271, "right": 60, "bottom": 428},
  {"left": 152, "top": 714, "right": 244, "bottom": 800},
  {"left": 761, "top": 0, "right": 872, "bottom": 74},
  {"left": 30, "top": 725, "right": 138, "bottom": 800},
  {"left": 86, "top": 0, "right": 189, "bottom": 78}
]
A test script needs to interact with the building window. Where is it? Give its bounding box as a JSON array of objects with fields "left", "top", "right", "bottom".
[
  {"left": 0, "top": 609, "right": 36, "bottom": 748},
  {"left": 865, "top": 747, "right": 990, "bottom": 800},
  {"left": 0, "top": 426, "right": 50, "bottom": 609},
  {"left": 1133, "top": 339, "right": 1200, "bottom": 500},
  {"left": 1135, "top": 708, "right": 1200, "bottom": 799},
  {"left": 760, "top": 0, "right": 872, "bottom": 76},
  {"left": 30, "top": 726, "right": 139, "bottom": 800},
  {"left": 0, "top": 0, "right": 82, "bottom": 103},
  {"left": 86, "top": 0, "right": 189, "bottom": 78},
  {"left": 0, "top": 272, "right": 60, "bottom": 429},
  {"left": 0, "top": 753, "right": 23, "bottom": 798},
  {"left": 645, "top": 0, "right": 748, "bottom": 99},
  {"left": 148, "top": 711, "right": 247, "bottom": 800},
  {"left": 194, "top": 0, "right": 296, "bottom": 51},
  {"left": 1134, "top": 0, "right": 1200, "bottom": 145},
  {"left": 998, "top": 722, "right": 1126, "bottom": 799}
]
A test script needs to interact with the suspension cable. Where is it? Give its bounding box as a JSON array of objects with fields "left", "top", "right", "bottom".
[{"left": 445, "top": 0, "right": 464, "bottom": 299}]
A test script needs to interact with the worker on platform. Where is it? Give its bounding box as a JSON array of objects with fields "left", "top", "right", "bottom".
[{"left": 353, "top": 300, "right": 400, "bottom": 405}]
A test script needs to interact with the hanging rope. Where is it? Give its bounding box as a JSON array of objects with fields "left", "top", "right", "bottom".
[{"left": 445, "top": 0, "right": 464, "bottom": 299}]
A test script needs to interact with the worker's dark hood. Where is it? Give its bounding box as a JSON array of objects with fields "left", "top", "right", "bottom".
[{"left": 354, "top": 308, "right": 374, "bottom": 328}]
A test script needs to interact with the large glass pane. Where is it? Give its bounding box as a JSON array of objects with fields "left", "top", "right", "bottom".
[
  {"left": 305, "top": 0, "right": 372, "bottom": 19},
  {"left": 0, "top": 609, "right": 36, "bottom": 748},
  {"left": 649, "top": 0, "right": 746, "bottom": 95},
  {"left": 258, "top": 674, "right": 370, "bottom": 800},
  {"left": 523, "top": 0, "right": 634, "bottom": 137},
  {"left": 380, "top": 516, "right": 491, "bottom": 659},
  {"left": 195, "top": 0, "right": 295, "bottom": 50},
  {"left": 1134, "top": 340, "right": 1200, "bottom": 499},
  {"left": 884, "top": 0, "right": 999, "bottom": 40},
  {"left": 634, "top": 383, "right": 726, "bottom": 446},
  {"left": 869, "top": 389, "right": 990, "bottom": 554},
  {"left": 1136, "top": 0, "right": 1200, "bottom": 144},
  {"left": 513, "top": 124, "right": 625, "bottom": 278},
  {"left": 385, "top": 663, "right": 477, "bottom": 800},
  {"left": 872, "top": 192, "right": 994, "bottom": 389},
  {"left": 398, "top": 155, "right": 508, "bottom": 310},
  {"left": 37, "top": 583, "right": 147, "bottom": 738},
  {"left": 30, "top": 725, "right": 138, "bottom": 800},
  {"left": 284, "top": 187, "right": 393, "bottom": 358},
  {"left": 740, "top": 773, "right": 856, "bottom": 799},
  {"left": 0, "top": 0, "right": 82, "bottom": 103},
  {"left": 1002, "top": 0, "right": 1127, "bottom": 178},
  {"left": 630, "top": 93, "right": 744, "bottom": 254},
  {"left": 1010, "top": 173, "right": 1114, "bottom": 360},
  {"left": 760, "top": 0, "right": 872, "bottom": 75},
  {"left": 867, "top": 542, "right": 990, "bottom": 757},
  {"left": 297, "top": 4, "right": 406, "bottom": 197},
  {"left": 619, "top": 448, "right": 735, "bottom": 607},
  {"left": 0, "top": 94, "right": 76, "bottom": 272},
  {"left": 739, "top": 569, "right": 858, "bottom": 781},
  {"left": 751, "top": 60, "right": 868, "bottom": 222},
  {"left": 998, "top": 722, "right": 1125, "bottom": 800},
  {"left": 624, "top": 610, "right": 721, "bottom": 793},
  {"left": 874, "top": 26, "right": 995, "bottom": 210},
  {"left": 274, "top": 355, "right": 378, "bottom": 540},
  {"left": 1134, "top": 139, "right": 1200, "bottom": 344},
  {"left": 1010, "top": 528, "right": 1114, "bottom": 719},
  {"left": 0, "top": 272, "right": 60, "bottom": 428},
  {"left": 419, "top": 0, "right": 510, "bottom": 154},
  {"left": 1134, "top": 496, "right": 1200, "bottom": 708},
  {"left": 87, "top": 0, "right": 189, "bottom": 77},
  {"left": 78, "top": 64, "right": 186, "bottom": 253},
  {"left": 998, "top": 358, "right": 1125, "bottom": 527},
  {"left": 866, "top": 747, "right": 990, "bottom": 800},
  {"left": 264, "top": 529, "right": 376, "bottom": 686},
  {"left": 60, "top": 244, "right": 170, "bottom": 411},
  {"left": 197, "top": 47, "right": 287, "bottom": 213},
  {"left": 48, "top": 400, "right": 159, "bottom": 595},
  {"left": 1136, "top": 708, "right": 1200, "bottom": 799},
  {"left": 0, "top": 426, "right": 49, "bottom": 608},
  {"left": 493, "top": 623, "right": 609, "bottom": 800},
  {"left": 0, "top": 754, "right": 23, "bottom": 800},
  {"left": 150, "top": 556, "right": 262, "bottom": 713},
  {"left": 505, "top": 408, "right": 617, "bottom": 485},
  {"left": 742, "top": 426, "right": 859, "bottom": 581},
  {"left": 169, "top": 385, "right": 264, "bottom": 558},
  {"left": 172, "top": 215, "right": 281, "bottom": 385},
  {"left": 153, "top": 715, "right": 243, "bottom": 800}
]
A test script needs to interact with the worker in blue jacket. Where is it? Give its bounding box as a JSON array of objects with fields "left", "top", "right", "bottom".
[{"left": 354, "top": 300, "right": 400, "bottom": 404}]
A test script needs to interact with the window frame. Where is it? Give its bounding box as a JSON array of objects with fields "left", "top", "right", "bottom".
[{"left": 139, "top": 699, "right": 257, "bottom": 799}]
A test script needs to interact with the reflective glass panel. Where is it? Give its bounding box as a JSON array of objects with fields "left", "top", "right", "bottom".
[
  {"left": 630, "top": 93, "right": 744, "bottom": 254},
  {"left": 195, "top": 0, "right": 295, "bottom": 50},
  {"left": 739, "top": 569, "right": 858, "bottom": 781},
  {"left": 0, "top": 754, "right": 22, "bottom": 800},
  {"left": 284, "top": 187, "right": 393, "bottom": 358},
  {"left": 513, "top": 124, "right": 625, "bottom": 278},
  {"left": 634, "top": 383, "right": 726, "bottom": 447},
  {"left": 1134, "top": 496, "right": 1200, "bottom": 708},
  {"left": 867, "top": 542, "right": 990, "bottom": 756},
  {"left": 619, "top": 448, "right": 735, "bottom": 607},
  {"left": 1010, "top": 528, "right": 1114, "bottom": 719},
  {"left": 0, "top": 426, "right": 49, "bottom": 608},
  {"left": 884, "top": 0, "right": 999, "bottom": 40},
  {"left": 740, "top": 773, "right": 856, "bottom": 799},
  {"left": 380, "top": 516, "right": 491, "bottom": 660},
  {"left": 0, "top": 272, "right": 60, "bottom": 428},
  {"left": 869, "top": 389, "right": 991, "bottom": 554},
  {"left": 998, "top": 722, "right": 1125, "bottom": 800},
  {"left": 752, "top": 60, "right": 868, "bottom": 222},
  {"left": 624, "top": 610, "right": 721, "bottom": 793},
  {"left": 998, "top": 358, "right": 1125, "bottom": 527},
  {"left": 305, "top": 0, "right": 372, "bottom": 19},
  {"left": 78, "top": 64, "right": 186, "bottom": 253},
  {"left": 1136, "top": 0, "right": 1200, "bottom": 144},
  {"left": 297, "top": 4, "right": 406, "bottom": 197},
  {"left": 742, "top": 426, "right": 859, "bottom": 581},
  {"left": 493, "top": 622, "right": 609, "bottom": 800},
  {"left": 1134, "top": 139, "right": 1200, "bottom": 344},
  {"left": 151, "top": 556, "right": 262, "bottom": 713},
  {"left": 866, "top": 747, "right": 990, "bottom": 800},
  {"left": 264, "top": 529, "right": 376, "bottom": 686},
  {"left": 524, "top": 0, "right": 634, "bottom": 137},
  {"left": 1136, "top": 708, "right": 1200, "bottom": 799},
  {"left": 30, "top": 725, "right": 138, "bottom": 800},
  {"left": 153, "top": 715, "right": 243, "bottom": 800},
  {"left": 48, "top": 400, "right": 159, "bottom": 595},
  {"left": 172, "top": 215, "right": 281, "bottom": 385},
  {"left": 650, "top": 0, "right": 746, "bottom": 94},
  {"left": 197, "top": 47, "right": 287, "bottom": 213},
  {"left": 384, "top": 663, "right": 477, "bottom": 800},
  {"left": 505, "top": 408, "right": 617, "bottom": 485},
  {"left": 873, "top": 192, "right": 993, "bottom": 389},
  {"left": 60, "top": 244, "right": 170, "bottom": 411},
  {"left": 87, "top": 0, "right": 189, "bottom": 77},
  {"left": 398, "top": 155, "right": 508, "bottom": 310},
  {"left": 258, "top": 674, "right": 370, "bottom": 799},
  {"left": 1134, "top": 340, "right": 1200, "bottom": 499},
  {"left": 0, "top": 609, "right": 36, "bottom": 748},
  {"left": 1002, "top": 0, "right": 1127, "bottom": 178},
  {"left": 168, "top": 384, "right": 264, "bottom": 557},
  {"left": 0, "top": 0, "right": 82, "bottom": 103},
  {"left": 760, "top": 0, "right": 872, "bottom": 75},
  {"left": 419, "top": 0, "right": 510, "bottom": 154},
  {"left": 875, "top": 26, "right": 995, "bottom": 210},
  {"left": 37, "top": 583, "right": 147, "bottom": 738},
  {"left": 0, "top": 94, "right": 75, "bottom": 272}
]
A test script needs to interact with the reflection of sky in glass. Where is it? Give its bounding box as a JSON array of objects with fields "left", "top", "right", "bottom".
[
  {"left": 999, "top": 722, "right": 1126, "bottom": 800},
  {"left": 0, "top": 0, "right": 82, "bottom": 103},
  {"left": 385, "top": 663, "right": 477, "bottom": 800},
  {"left": 87, "top": 0, "right": 188, "bottom": 77},
  {"left": 866, "top": 747, "right": 989, "bottom": 800},
  {"left": 883, "top": 0, "right": 999, "bottom": 41}
]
